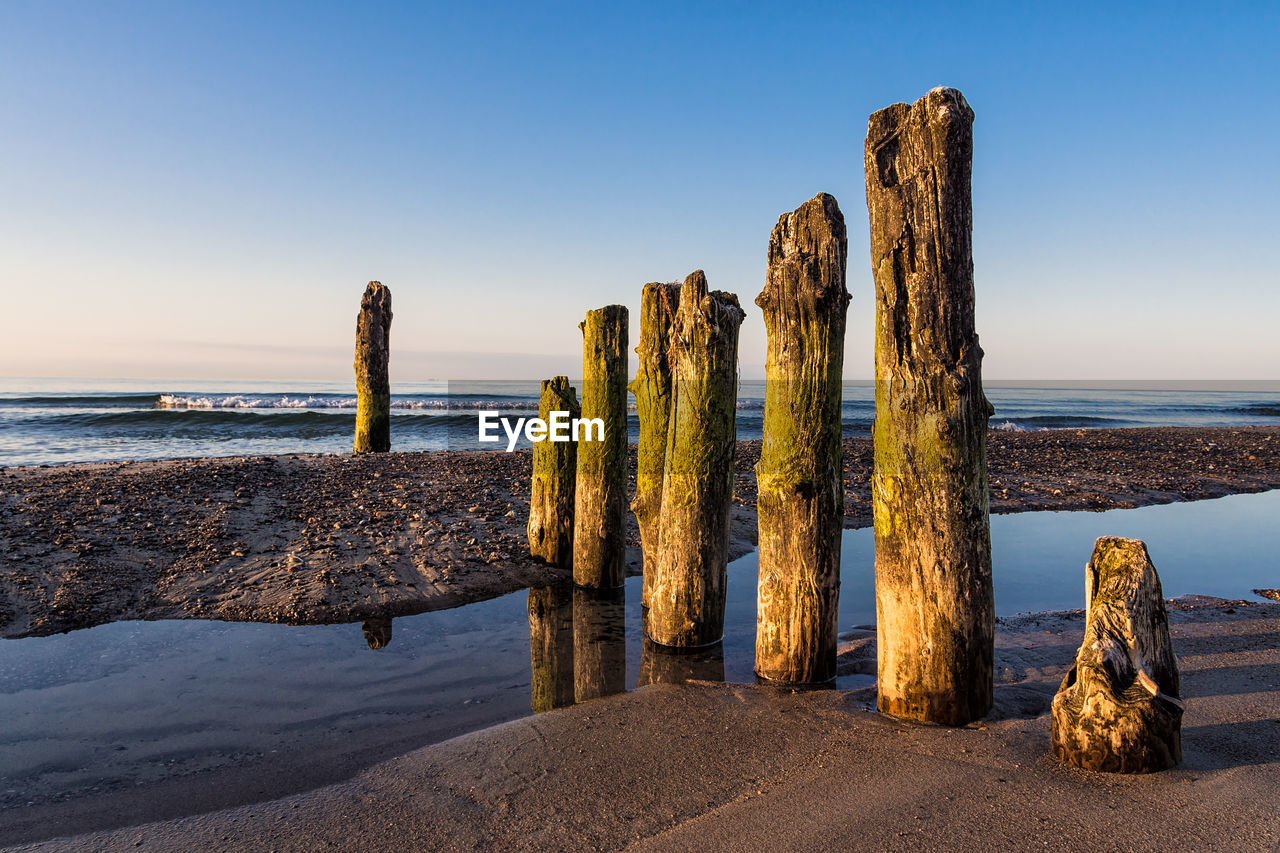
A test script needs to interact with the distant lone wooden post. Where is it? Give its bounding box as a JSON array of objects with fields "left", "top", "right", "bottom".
[
  {"left": 866, "top": 87, "right": 995, "bottom": 725},
  {"left": 353, "top": 281, "right": 392, "bottom": 453},
  {"left": 646, "top": 271, "right": 744, "bottom": 648},
  {"left": 754, "top": 194, "right": 850, "bottom": 684},
  {"left": 528, "top": 377, "right": 579, "bottom": 567},
  {"left": 1052, "top": 537, "right": 1183, "bottom": 772},
  {"left": 573, "top": 305, "right": 629, "bottom": 589},
  {"left": 629, "top": 282, "right": 681, "bottom": 609}
]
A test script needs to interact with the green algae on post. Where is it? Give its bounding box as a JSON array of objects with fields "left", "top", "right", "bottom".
[
  {"left": 572, "top": 305, "right": 629, "bottom": 589},
  {"left": 628, "top": 281, "right": 681, "bottom": 609},
  {"left": 866, "top": 87, "right": 995, "bottom": 725},
  {"left": 646, "top": 271, "right": 744, "bottom": 648},
  {"left": 527, "top": 377, "right": 579, "bottom": 567},
  {"left": 353, "top": 281, "right": 393, "bottom": 453},
  {"left": 754, "top": 194, "right": 850, "bottom": 684}
]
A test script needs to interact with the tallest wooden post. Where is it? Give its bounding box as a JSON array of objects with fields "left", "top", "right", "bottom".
[{"left": 865, "top": 87, "right": 995, "bottom": 725}]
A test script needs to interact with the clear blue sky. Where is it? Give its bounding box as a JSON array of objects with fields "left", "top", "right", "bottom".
[{"left": 1, "top": 1, "right": 1276, "bottom": 380}]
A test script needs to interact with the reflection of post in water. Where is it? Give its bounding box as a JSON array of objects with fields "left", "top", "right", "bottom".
[
  {"left": 362, "top": 617, "right": 393, "bottom": 650},
  {"left": 573, "top": 587, "right": 627, "bottom": 703},
  {"left": 637, "top": 637, "right": 725, "bottom": 687},
  {"left": 527, "top": 585, "right": 576, "bottom": 713}
]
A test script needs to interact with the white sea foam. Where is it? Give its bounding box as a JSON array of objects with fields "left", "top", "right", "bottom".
[
  {"left": 148, "top": 393, "right": 856, "bottom": 413},
  {"left": 157, "top": 394, "right": 354, "bottom": 409},
  {"left": 155, "top": 394, "right": 541, "bottom": 411}
]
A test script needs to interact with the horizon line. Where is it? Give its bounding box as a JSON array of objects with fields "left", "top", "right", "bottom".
[{"left": 3, "top": 375, "right": 1280, "bottom": 391}]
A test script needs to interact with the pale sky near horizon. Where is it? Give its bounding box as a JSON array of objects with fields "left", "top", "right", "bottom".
[{"left": 1, "top": 1, "right": 1277, "bottom": 382}]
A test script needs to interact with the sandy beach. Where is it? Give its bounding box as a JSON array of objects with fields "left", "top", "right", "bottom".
[
  {"left": 4, "top": 597, "right": 1276, "bottom": 851},
  {"left": 3, "top": 427, "right": 1279, "bottom": 849},
  {"left": 2, "top": 426, "right": 1278, "bottom": 640}
]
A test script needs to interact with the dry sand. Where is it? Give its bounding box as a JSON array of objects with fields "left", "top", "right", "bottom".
[
  {"left": 6, "top": 598, "right": 1276, "bottom": 852},
  {"left": 3, "top": 426, "right": 1279, "bottom": 639}
]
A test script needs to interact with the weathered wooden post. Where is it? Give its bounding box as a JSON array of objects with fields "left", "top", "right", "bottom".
[
  {"left": 573, "top": 305, "right": 629, "bottom": 589},
  {"left": 528, "top": 584, "right": 576, "bottom": 713},
  {"left": 638, "top": 637, "right": 725, "bottom": 687},
  {"left": 646, "top": 271, "right": 744, "bottom": 648},
  {"left": 361, "top": 617, "right": 392, "bottom": 650},
  {"left": 528, "top": 377, "right": 580, "bottom": 567},
  {"left": 354, "top": 280, "right": 392, "bottom": 453},
  {"left": 573, "top": 587, "right": 627, "bottom": 702},
  {"left": 629, "top": 282, "right": 681, "bottom": 609},
  {"left": 1052, "top": 537, "right": 1183, "bottom": 772},
  {"left": 754, "top": 194, "right": 850, "bottom": 684},
  {"left": 866, "top": 87, "right": 995, "bottom": 725}
]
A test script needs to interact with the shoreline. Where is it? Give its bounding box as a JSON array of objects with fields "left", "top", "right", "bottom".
[
  {"left": 5, "top": 597, "right": 1276, "bottom": 850},
  {"left": 2, "top": 425, "right": 1279, "bottom": 639}
]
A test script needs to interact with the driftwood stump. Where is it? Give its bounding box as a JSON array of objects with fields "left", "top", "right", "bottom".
[
  {"left": 573, "top": 305, "right": 629, "bottom": 589},
  {"left": 573, "top": 587, "right": 627, "bottom": 702},
  {"left": 353, "top": 281, "right": 392, "bottom": 453},
  {"left": 629, "top": 281, "right": 681, "bottom": 609},
  {"left": 646, "top": 272, "right": 744, "bottom": 648},
  {"left": 528, "top": 377, "right": 579, "bottom": 567},
  {"left": 754, "top": 193, "right": 850, "bottom": 684},
  {"left": 1052, "top": 537, "right": 1183, "bottom": 773},
  {"left": 866, "top": 88, "right": 995, "bottom": 725},
  {"left": 528, "top": 584, "right": 576, "bottom": 713}
]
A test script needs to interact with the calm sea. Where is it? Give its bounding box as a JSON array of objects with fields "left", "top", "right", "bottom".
[{"left": 1, "top": 378, "right": 1279, "bottom": 467}]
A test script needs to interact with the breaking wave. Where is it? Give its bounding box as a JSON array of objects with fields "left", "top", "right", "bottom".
[{"left": 155, "top": 394, "right": 540, "bottom": 411}]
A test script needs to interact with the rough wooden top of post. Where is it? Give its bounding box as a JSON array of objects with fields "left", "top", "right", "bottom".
[
  {"left": 579, "top": 305, "right": 629, "bottom": 362},
  {"left": 760, "top": 193, "right": 848, "bottom": 317},
  {"left": 354, "top": 281, "right": 393, "bottom": 392},
  {"left": 672, "top": 270, "right": 745, "bottom": 371},
  {"left": 361, "top": 280, "right": 391, "bottom": 314},
  {"left": 631, "top": 283, "right": 680, "bottom": 387},
  {"left": 865, "top": 87, "right": 976, "bottom": 377},
  {"left": 1082, "top": 536, "right": 1180, "bottom": 699},
  {"left": 756, "top": 192, "right": 849, "bottom": 476}
]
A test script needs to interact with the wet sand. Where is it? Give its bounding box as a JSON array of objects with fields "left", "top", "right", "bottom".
[
  {"left": 3, "top": 426, "right": 1279, "bottom": 639},
  {"left": 8, "top": 598, "right": 1277, "bottom": 852}
]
